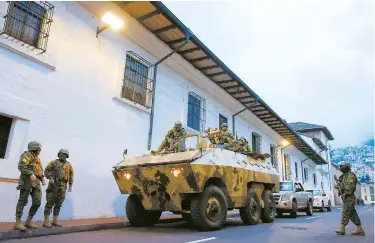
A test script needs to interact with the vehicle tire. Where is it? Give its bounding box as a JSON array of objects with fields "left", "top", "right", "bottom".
[
  {"left": 240, "top": 188, "right": 261, "bottom": 225},
  {"left": 290, "top": 201, "right": 297, "bottom": 218},
  {"left": 306, "top": 201, "right": 313, "bottom": 216},
  {"left": 261, "top": 189, "right": 275, "bottom": 223},
  {"left": 319, "top": 201, "right": 324, "bottom": 212},
  {"left": 190, "top": 185, "right": 227, "bottom": 231},
  {"left": 126, "top": 194, "right": 161, "bottom": 227},
  {"left": 326, "top": 200, "right": 332, "bottom": 212}
]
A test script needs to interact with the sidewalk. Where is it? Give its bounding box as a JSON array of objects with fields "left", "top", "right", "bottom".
[{"left": 0, "top": 210, "right": 240, "bottom": 241}]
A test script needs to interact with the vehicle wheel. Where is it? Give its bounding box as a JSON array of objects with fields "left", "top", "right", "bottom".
[
  {"left": 190, "top": 185, "right": 227, "bottom": 231},
  {"left": 326, "top": 201, "right": 332, "bottom": 212},
  {"left": 126, "top": 194, "right": 161, "bottom": 227},
  {"left": 261, "top": 189, "right": 275, "bottom": 223},
  {"left": 276, "top": 210, "right": 283, "bottom": 218},
  {"left": 240, "top": 188, "right": 261, "bottom": 225},
  {"left": 306, "top": 201, "right": 313, "bottom": 216},
  {"left": 319, "top": 201, "right": 324, "bottom": 212},
  {"left": 290, "top": 201, "right": 297, "bottom": 218}
]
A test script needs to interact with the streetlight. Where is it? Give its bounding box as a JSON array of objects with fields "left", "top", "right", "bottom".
[
  {"left": 279, "top": 140, "right": 291, "bottom": 181},
  {"left": 96, "top": 12, "right": 124, "bottom": 37},
  {"left": 281, "top": 140, "right": 290, "bottom": 147}
]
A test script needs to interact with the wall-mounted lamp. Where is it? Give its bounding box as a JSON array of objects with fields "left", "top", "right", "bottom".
[
  {"left": 96, "top": 12, "right": 124, "bottom": 38},
  {"left": 281, "top": 140, "right": 290, "bottom": 147}
]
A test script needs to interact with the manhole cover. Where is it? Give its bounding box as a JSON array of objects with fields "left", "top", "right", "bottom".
[{"left": 282, "top": 226, "right": 307, "bottom": 230}]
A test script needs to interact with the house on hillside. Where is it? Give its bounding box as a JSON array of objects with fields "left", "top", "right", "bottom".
[
  {"left": 0, "top": 1, "right": 329, "bottom": 222},
  {"left": 288, "top": 122, "right": 335, "bottom": 205}
]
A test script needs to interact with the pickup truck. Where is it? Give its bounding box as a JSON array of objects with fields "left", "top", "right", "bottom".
[
  {"left": 273, "top": 181, "right": 313, "bottom": 218},
  {"left": 305, "top": 189, "right": 332, "bottom": 212}
]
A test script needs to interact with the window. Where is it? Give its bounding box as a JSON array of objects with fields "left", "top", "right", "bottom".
[
  {"left": 313, "top": 173, "right": 317, "bottom": 185},
  {"left": 187, "top": 92, "right": 206, "bottom": 131},
  {"left": 219, "top": 114, "right": 227, "bottom": 128},
  {"left": 251, "top": 132, "right": 262, "bottom": 152},
  {"left": 1, "top": 1, "right": 54, "bottom": 52},
  {"left": 122, "top": 51, "right": 154, "bottom": 107},
  {"left": 270, "top": 145, "right": 276, "bottom": 166},
  {"left": 321, "top": 181, "right": 324, "bottom": 189},
  {"left": 295, "top": 162, "right": 298, "bottom": 179},
  {"left": 304, "top": 168, "right": 309, "bottom": 181},
  {"left": 0, "top": 115, "right": 13, "bottom": 159}
]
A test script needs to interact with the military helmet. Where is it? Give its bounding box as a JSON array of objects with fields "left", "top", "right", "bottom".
[
  {"left": 240, "top": 136, "right": 246, "bottom": 141},
  {"left": 339, "top": 162, "right": 350, "bottom": 168},
  {"left": 221, "top": 123, "right": 228, "bottom": 128},
  {"left": 28, "top": 141, "right": 42, "bottom": 151},
  {"left": 174, "top": 121, "right": 182, "bottom": 127},
  {"left": 58, "top": 149, "right": 69, "bottom": 158}
]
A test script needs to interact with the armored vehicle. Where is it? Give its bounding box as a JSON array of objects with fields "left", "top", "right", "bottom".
[{"left": 112, "top": 138, "right": 280, "bottom": 231}]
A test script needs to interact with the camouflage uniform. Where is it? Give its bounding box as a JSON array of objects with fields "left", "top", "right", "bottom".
[
  {"left": 156, "top": 121, "right": 187, "bottom": 153},
  {"left": 335, "top": 162, "right": 365, "bottom": 236},
  {"left": 14, "top": 141, "right": 45, "bottom": 230},
  {"left": 43, "top": 149, "right": 74, "bottom": 227},
  {"left": 217, "top": 123, "right": 235, "bottom": 149},
  {"left": 235, "top": 137, "right": 252, "bottom": 154}
]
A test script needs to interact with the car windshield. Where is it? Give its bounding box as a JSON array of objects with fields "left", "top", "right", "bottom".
[
  {"left": 307, "top": 190, "right": 321, "bottom": 196},
  {"left": 280, "top": 182, "right": 293, "bottom": 191}
]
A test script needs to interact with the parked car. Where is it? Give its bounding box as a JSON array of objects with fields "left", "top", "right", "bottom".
[
  {"left": 273, "top": 181, "right": 313, "bottom": 218},
  {"left": 306, "top": 189, "right": 332, "bottom": 212}
]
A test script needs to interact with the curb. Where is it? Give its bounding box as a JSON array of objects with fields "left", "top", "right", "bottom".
[{"left": 0, "top": 214, "right": 240, "bottom": 241}]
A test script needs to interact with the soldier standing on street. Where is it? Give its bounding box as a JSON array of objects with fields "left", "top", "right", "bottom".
[
  {"left": 43, "top": 149, "right": 74, "bottom": 227},
  {"left": 335, "top": 162, "right": 365, "bottom": 236},
  {"left": 14, "top": 141, "right": 46, "bottom": 231},
  {"left": 153, "top": 121, "right": 187, "bottom": 154}
]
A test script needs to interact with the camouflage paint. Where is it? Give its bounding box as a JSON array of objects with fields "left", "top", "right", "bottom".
[{"left": 113, "top": 148, "right": 280, "bottom": 212}]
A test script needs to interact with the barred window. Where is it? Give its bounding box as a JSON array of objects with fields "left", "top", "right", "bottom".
[
  {"left": 122, "top": 51, "right": 154, "bottom": 108},
  {"left": 295, "top": 162, "right": 298, "bottom": 179},
  {"left": 304, "top": 168, "right": 309, "bottom": 181},
  {"left": 251, "top": 132, "right": 262, "bottom": 152},
  {"left": 1, "top": 1, "right": 54, "bottom": 53},
  {"left": 313, "top": 173, "right": 317, "bottom": 185},
  {"left": 187, "top": 92, "right": 206, "bottom": 131},
  {"left": 0, "top": 115, "right": 13, "bottom": 159}
]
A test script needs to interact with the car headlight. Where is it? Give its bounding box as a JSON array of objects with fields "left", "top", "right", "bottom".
[{"left": 281, "top": 194, "right": 289, "bottom": 201}]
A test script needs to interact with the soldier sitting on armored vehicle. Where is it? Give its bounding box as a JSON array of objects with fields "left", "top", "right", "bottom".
[
  {"left": 153, "top": 121, "right": 187, "bottom": 154},
  {"left": 205, "top": 123, "right": 235, "bottom": 150},
  {"left": 234, "top": 137, "right": 252, "bottom": 155}
]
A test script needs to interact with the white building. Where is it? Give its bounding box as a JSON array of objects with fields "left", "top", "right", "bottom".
[
  {"left": 361, "top": 183, "right": 375, "bottom": 204},
  {"left": 0, "top": 1, "right": 329, "bottom": 222},
  {"left": 287, "top": 122, "right": 335, "bottom": 205}
]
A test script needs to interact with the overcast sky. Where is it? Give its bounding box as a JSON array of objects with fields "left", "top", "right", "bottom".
[{"left": 164, "top": 0, "right": 374, "bottom": 148}]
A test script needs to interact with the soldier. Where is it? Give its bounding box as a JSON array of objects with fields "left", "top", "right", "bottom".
[
  {"left": 154, "top": 121, "right": 187, "bottom": 154},
  {"left": 335, "top": 162, "right": 365, "bottom": 236},
  {"left": 235, "top": 137, "right": 252, "bottom": 154},
  {"left": 217, "top": 123, "right": 235, "bottom": 149},
  {"left": 14, "top": 141, "right": 46, "bottom": 231},
  {"left": 43, "top": 149, "right": 74, "bottom": 227}
]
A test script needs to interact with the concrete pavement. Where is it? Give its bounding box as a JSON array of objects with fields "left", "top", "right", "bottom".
[{"left": 2, "top": 205, "right": 373, "bottom": 243}]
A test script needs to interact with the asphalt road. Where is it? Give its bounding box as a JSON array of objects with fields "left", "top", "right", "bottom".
[{"left": 4, "top": 206, "right": 374, "bottom": 243}]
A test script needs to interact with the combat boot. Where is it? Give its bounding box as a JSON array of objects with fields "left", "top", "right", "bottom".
[
  {"left": 351, "top": 225, "right": 365, "bottom": 236},
  {"left": 52, "top": 215, "right": 62, "bottom": 227},
  {"left": 43, "top": 215, "right": 52, "bottom": 228},
  {"left": 335, "top": 224, "right": 345, "bottom": 235},
  {"left": 13, "top": 217, "right": 27, "bottom": 231},
  {"left": 24, "top": 216, "right": 38, "bottom": 229}
]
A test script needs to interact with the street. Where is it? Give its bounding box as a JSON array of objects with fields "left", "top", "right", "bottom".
[{"left": 4, "top": 206, "right": 374, "bottom": 243}]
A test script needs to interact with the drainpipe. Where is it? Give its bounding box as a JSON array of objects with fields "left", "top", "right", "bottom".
[
  {"left": 232, "top": 96, "right": 259, "bottom": 135},
  {"left": 148, "top": 29, "right": 193, "bottom": 150}
]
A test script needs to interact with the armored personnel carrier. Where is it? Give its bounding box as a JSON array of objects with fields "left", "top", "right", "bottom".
[{"left": 112, "top": 138, "right": 280, "bottom": 231}]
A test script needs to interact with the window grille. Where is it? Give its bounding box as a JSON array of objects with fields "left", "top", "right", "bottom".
[
  {"left": 1, "top": 1, "right": 54, "bottom": 53},
  {"left": 304, "top": 168, "right": 309, "bottom": 181},
  {"left": 187, "top": 92, "right": 206, "bottom": 132},
  {"left": 122, "top": 51, "right": 154, "bottom": 108},
  {"left": 313, "top": 173, "right": 317, "bottom": 185},
  {"left": 252, "top": 132, "right": 262, "bottom": 152}
]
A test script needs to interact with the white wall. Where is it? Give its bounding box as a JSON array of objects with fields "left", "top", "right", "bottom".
[{"left": 0, "top": 1, "right": 291, "bottom": 222}]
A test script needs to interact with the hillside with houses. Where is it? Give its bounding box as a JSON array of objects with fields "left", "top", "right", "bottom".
[{"left": 330, "top": 140, "right": 374, "bottom": 183}]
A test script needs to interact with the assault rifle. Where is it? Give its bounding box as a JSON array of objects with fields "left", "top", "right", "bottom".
[{"left": 334, "top": 175, "right": 342, "bottom": 196}]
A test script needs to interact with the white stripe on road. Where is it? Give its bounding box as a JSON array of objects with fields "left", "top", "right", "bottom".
[
  {"left": 186, "top": 237, "right": 217, "bottom": 243},
  {"left": 305, "top": 216, "right": 321, "bottom": 220}
]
